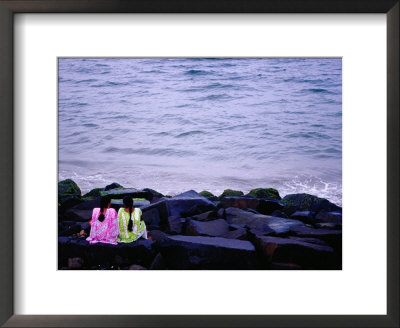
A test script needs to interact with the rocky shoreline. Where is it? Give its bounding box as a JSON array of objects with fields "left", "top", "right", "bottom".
[{"left": 58, "top": 179, "right": 342, "bottom": 270}]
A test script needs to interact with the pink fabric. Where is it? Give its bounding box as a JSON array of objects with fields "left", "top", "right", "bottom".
[{"left": 86, "top": 208, "right": 119, "bottom": 245}]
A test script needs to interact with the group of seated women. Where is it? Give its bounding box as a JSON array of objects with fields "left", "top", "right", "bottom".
[{"left": 86, "top": 195, "right": 150, "bottom": 245}]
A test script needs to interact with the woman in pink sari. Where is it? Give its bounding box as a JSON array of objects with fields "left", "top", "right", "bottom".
[{"left": 86, "top": 196, "right": 119, "bottom": 245}]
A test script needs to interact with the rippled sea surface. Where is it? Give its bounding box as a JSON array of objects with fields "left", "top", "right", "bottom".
[{"left": 58, "top": 58, "right": 342, "bottom": 205}]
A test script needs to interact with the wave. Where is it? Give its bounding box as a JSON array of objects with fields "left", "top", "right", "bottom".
[
  {"left": 103, "top": 146, "right": 196, "bottom": 157},
  {"left": 151, "top": 132, "right": 170, "bottom": 137},
  {"left": 195, "top": 94, "right": 230, "bottom": 101},
  {"left": 185, "top": 69, "right": 210, "bottom": 76},
  {"left": 60, "top": 102, "right": 89, "bottom": 108},
  {"left": 82, "top": 123, "right": 98, "bottom": 128},
  {"left": 90, "top": 81, "right": 130, "bottom": 87},
  {"left": 175, "top": 130, "right": 206, "bottom": 138},
  {"left": 76, "top": 79, "right": 98, "bottom": 84},
  {"left": 204, "top": 82, "right": 235, "bottom": 89},
  {"left": 110, "top": 115, "right": 130, "bottom": 120},
  {"left": 287, "top": 132, "right": 331, "bottom": 139},
  {"left": 302, "top": 88, "right": 335, "bottom": 94}
]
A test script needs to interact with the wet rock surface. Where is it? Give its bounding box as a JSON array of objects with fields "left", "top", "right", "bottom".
[
  {"left": 159, "top": 235, "right": 260, "bottom": 269},
  {"left": 58, "top": 180, "right": 342, "bottom": 270},
  {"left": 58, "top": 236, "right": 157, "bottom": 269}
]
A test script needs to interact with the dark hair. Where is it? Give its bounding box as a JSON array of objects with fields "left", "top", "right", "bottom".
[
  {"left": 98, "top": 196, "right": 111, "bottom": 222},
  {"left": 123, "top": 196, "right": 135, "bottom": 232}
]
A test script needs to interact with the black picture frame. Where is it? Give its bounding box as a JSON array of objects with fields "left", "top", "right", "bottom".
[{"left": 0, "top": 1, "right": 398, "bottom": 327}]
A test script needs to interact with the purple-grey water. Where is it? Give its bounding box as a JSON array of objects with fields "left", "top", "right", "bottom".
[{"left": 58, "top": 58, "right": 342, "bottom": 205}]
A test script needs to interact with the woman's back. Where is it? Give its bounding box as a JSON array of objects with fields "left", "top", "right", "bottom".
[
  {"left": 117, "top": 207, "right": 146, "bottom": 243},
  {"left": 86, "top": 207, "right": 119, "bottom": 245}
]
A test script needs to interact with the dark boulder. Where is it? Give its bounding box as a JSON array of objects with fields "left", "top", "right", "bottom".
[
  {"left": 257, "top": 199, "right": 284, "bottom": 215},
  {"left": 225, "top": 207, "right": 305, "bottom": 235},
  {"left": 219, "top": 196, "right": 258, "bottom": 211},
  {"left": 220, "top": 227, "right": 248, "bottom": 240},
  {"left": 247, "top": 188, "right": 281, "bottom": 200},
  {"left": 69, "top": 197, "right": 101, "bottom": 210},
  {"left": 229, "top": 223, "right": 246, "bottom": 229},
  {"left": 149, "top": 252, "right": 167, "bottom": 270},
  {"left": 159, "top": 235, "right": 260, "bottom": 269},
  {"left": 59, "top": 196, "right": 83, "bottom": 213},
  {"left": 58, "top": 237, "right": 157, "bottom": 269},
  {"left": 62, "top": 198, "right": 102, "bottom": 222},
  {"left": 104, "top": 182, "right": 123, "bottom": 191},
  {"left": 148, "top": 230, "right": 169, "bottom": 242},
  {"left": 290, "top": 211, "right": 316, "bottom": 225},
  {"left": 141, "top": 190, "right": 215, "bottom": 226},
  {"left": 287, "top": 236, "right": 329, "bottom": 246},
  {"left": 315, "top": 211, "right": 342, "bottom": 226},
  {"left": 143, "top": 188, "right": 164, "bottom": 202},
  {"left": 181, "top": 204, "right": 217, "bottom": 218},
  {"left": 59, "top": 222, "right": 82, "bottom": 236},
  {"left": 167, "top": 216, "right": 184, "bottom": 234},
  {"left": 185, "top": 219, "right": 230, "bottom": 237},
  {"left": 141, "top": 201, "right": 168, "bottom": 227},
  {"left": 254, "top": 236, "right": 339, "bottom": 269},
  {"left": 219, "top": 196, "right": 283, "bottom": 215},
  {"left": 192, "top": 210, "right": 218, "bottom": 222},
  {"left": 82, "top": 188, "right": 103, "bottom": 200},
  {"left": 281, "top": 193, "right": 342, "bottom": 216},
  {"left": 270, "top": 210, "right": 289, "bottom": 218},
  {"left": 170, "top": 190, "right": 216, "bottom": 217},
  {"left": 64, "top": 209, "right": 93, "bottom": 222},
  {"left": 58, "top": 179, "right": 81, "bottom": 199},
  {"left": 314, "top": 222, "right": 340, "bottom": 230},
  {"left": 248, "top": 225, "right": 275, "bottom": 237},
  {"left": 289, "top": 225, "right": 342, "bottom": 251}
]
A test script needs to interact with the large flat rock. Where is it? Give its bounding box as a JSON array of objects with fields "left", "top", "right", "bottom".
[
  {"left": 315, "top": 211, "right": 342, "bottom": 226},
  {"left": 289, "top": 225, "right": 342, "bottom": 251},
  {"left": 159, "top": 235, "right": 260, "bottom": 269},
  {"left": 58, "top": 236, "right": 157, "bottom": 269},
  {"left": 225, "top": 207, "right": 305, "bottom": 235},
  {"left": 141, "top": 190, "right": 216, "bottom": 226},
  {"left": 64, "top": 208, "right": 93, "bottom": 222},
  {"left": 185, "top": 219, "right": 230, "bottom": 237},
  {"left": 101, "top": 188, "right": 153, "bottom": 201},
  {"left": 254, "top": 236, "right": 339, "bottom": 269}
]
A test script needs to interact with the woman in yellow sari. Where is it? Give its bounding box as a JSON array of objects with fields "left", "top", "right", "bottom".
[{"left": 117, "top": 196, "right": 148, "bottom": 243}]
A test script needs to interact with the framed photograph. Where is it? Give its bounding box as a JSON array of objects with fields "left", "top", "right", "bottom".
[{"left": 0, "top": 0, "right": 398, "bottom": 327}]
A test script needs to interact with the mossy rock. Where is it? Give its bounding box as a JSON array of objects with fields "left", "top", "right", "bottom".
[
  {"left": 100, "top": 188, "right": 128, "bottom": 196},
  {"left": 58, "top": 179, "right": 81, "bottom": 199},
  {"left": 82, "top": 188, "right": 103, "bottom": 200},
  {"left": 143, "top": 188, "right": 164, "bottom": 198},
  {"left": 199, "top": 190, "right": 216, "bottom": 199},
  {"left": 247, "top": 188, "right": 281, "bottom": 200},
  {"left": 218, "top": 189, "right": 244, "bottom": 200},
  {"left": 111, "top": 198, "right": 147, "bottom": 202},
  {"left": 104, "top": 182, "right": 124, "bottom": 191},
  {"left": 281, "top": 193, "right": 341, "bottom": 216}
]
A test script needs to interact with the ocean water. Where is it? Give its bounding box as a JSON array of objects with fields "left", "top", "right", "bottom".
[{"left": 58, "top": 58, "right": 342, "bottom": 206}]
